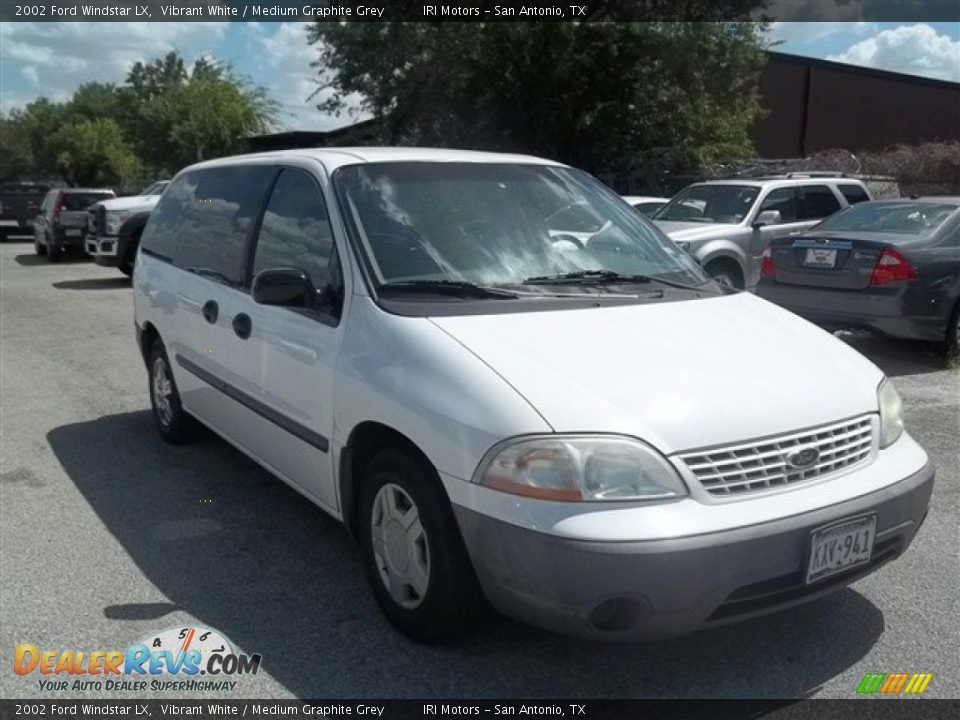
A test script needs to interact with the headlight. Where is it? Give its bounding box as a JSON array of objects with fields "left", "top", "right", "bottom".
[
  {"left": 475, "top": 435, "right": 687, "bottom": 502},
  {"left": 878, "top": 378, "right": 904, "bottom": 448},
  {"left": 105, "top": 210, "right": 132, "bottom": 235}
]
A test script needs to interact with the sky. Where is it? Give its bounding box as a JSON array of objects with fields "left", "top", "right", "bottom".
[{"left": 1, "top": 21, "right": 958, "bottom": 132}]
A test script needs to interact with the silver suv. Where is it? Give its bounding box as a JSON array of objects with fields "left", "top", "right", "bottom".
[{"left": 653, "top": 174, "right": 872, "bottom": 289}]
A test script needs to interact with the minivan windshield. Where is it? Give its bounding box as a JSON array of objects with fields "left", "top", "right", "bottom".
[
  {"left": 654, "top": 184, "right": 759, "bottom": 224},
  {"left": 814, "top": 201, "right": 959, "bottom": 235},
  {"left": 334, "top": 162, "right": 706, "bottom": 292}
]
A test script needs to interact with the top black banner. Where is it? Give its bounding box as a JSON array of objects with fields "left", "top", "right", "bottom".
[{"left": 1, "top": 0, "right": 959, "bottom": 22}]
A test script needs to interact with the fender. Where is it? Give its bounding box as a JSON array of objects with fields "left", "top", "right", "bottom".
[
  {"left": 694, "top": 238, "right": 750, "bottom": 283},
  {"left": 117, "top": 210, "right": 152, "bottom": 240}
]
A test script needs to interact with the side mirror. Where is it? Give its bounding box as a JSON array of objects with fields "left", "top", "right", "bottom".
[
  {"left": 252, "top": 268, "right": 314, "bottom": 307},
  {"left": 752, "top": 210, "right": 782, "bottom": 228}
]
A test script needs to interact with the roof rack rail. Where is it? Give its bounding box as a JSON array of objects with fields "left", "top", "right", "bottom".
[{"left": 784, "top": 171, "right": 849, "bottom": 178}]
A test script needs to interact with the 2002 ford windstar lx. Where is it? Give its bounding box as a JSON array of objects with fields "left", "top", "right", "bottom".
[{"left": 133, "top": 148, "right": 934, "bottom": 642}]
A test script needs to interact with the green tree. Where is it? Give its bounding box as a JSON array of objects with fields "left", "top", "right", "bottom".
[
  {"left": 0, "top": 114, "right": 34, "bottom": 182},
  {"left": 49, "top": 118, "right": 140, "bottom": 187},
  {"left": 309, "top": 21, "right": 769, "bottom": 176}
]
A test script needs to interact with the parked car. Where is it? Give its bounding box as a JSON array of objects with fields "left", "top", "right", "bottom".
[
  {"left": 622, "top": 195, "right": 670, "bottom": 217},
  {"left": 134, "top": 149, "right": 932, "bottom": 643},
  {"left": 86, "top": 180, "right": 170, "bottom": 275},
  {"left": 34, "top": 188, "right": 115, "bottom": 262},
  {"left": 653, "top": 174, "right": 873, "bottom": 289},
  {"left": 758, "top": 197, "right": 960, "bottom": 356},
  {"left": 0, "top": 182, "right": 50, "bottom": 240}
]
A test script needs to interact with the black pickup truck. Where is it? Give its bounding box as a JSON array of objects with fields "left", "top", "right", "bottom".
[{"left": 0, "top": 182, "right": 50, "bottom": 239}]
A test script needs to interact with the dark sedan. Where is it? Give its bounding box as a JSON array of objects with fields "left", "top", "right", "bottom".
[{"left": 758, "top": 197, "right": 960, "bottom": 356}]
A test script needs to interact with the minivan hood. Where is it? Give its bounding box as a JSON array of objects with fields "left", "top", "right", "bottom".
[
  {"left": 655, "top": 220, "right": 742, "bottom": 242},
  {"left": 429, "top": 293, "right": 883, "bottom": 454},
  {"left": 95, "top": 194, "right": 160, "bottom": 212}
]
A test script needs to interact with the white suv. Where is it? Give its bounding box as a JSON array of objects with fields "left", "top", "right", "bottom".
[
  {"left": 654, "top": 174, "right": 873, "bottom": 288},
  {"left": 133, "top": 149, "right": 932, "bottom": 642}
]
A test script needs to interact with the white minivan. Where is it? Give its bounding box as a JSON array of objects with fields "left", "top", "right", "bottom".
[{"left": 133, "top": 148, "right": 933, "bottom": 642}]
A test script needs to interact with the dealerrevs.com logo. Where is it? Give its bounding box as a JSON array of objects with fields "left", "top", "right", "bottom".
[
  {"left": 14, "top": 626, "right": 261, "bottom": 693},
  {"left": 856, "top": 672, "right": 933, "bottom": 695}
]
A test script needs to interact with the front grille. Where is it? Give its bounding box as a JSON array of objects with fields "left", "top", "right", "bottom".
[
  {"left": 678, "top": 416, "right": 874, "bottom": 497},
  {"left": 87, "top": 208, "right": 98, "bottom": 234}
]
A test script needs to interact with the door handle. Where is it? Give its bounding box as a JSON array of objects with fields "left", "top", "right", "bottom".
[
  {"left": 232, "top": 313, "right": 252, "bottom": 339},
  {"left": 202, "top": 300, "right": 219, "bottom": 324}
]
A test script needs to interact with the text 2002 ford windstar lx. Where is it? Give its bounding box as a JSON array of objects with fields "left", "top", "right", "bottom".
[{"left": 133, "top": 149, "right": 933, "bottom": 642}]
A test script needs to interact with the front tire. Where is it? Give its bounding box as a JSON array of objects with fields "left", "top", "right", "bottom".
[
  {"left": 147, "top": 340, "right": 203, "bottom": 444},
  {"left": 358, "top": 447, "right": 486, "bottom": 643},
  {"left": 704, "top": 259, "right": 743, "bottom": 289}
]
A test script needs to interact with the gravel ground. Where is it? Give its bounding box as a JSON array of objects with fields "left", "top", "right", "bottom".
[{"left": 1, "top": 239, "right": 957, "bottom": 701}]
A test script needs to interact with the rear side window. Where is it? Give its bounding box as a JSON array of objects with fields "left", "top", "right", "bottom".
[
  {"left": 838, "top": 184, "right": 870, "bottom": 205},
  {"left": 758, "top": 188, "right": 797, "bottom": 223},
  {"left": 251, "top": 169, "right": 336, "bottom": 289},
  {"left": 41, "top": 191, "right": 57, "bottom": 214},
  {"left": 61, "top": 193, "right": 113, "bottom": 211},
  {"left": 796, "top": 185, "right": 841, "bottom": 220},
  {"left": 173, "top": 166, "right": 276, "bottom": 285},
  {"left": 141, "top": 175, "right": 193, "bottom": 261}
]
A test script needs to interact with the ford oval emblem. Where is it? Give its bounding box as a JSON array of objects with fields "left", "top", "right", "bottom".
[{"left": 787, "top": 447, "right": 820, "bottom": 469}]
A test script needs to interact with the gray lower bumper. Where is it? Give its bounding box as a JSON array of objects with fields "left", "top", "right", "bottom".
[{"left": 454, "top": 462, "right": 934, "bottom": 640}]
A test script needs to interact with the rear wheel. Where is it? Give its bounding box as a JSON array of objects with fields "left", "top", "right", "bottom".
[
  {"left": 46, "top": 234, "right": 61, "bottom": 262},
  {"left": 34, "top": 232, "right": 46, "bottom": 256},
  {"left": 704, "top": 258, "right": 743, "bottom": 289},
  {"left": 147, "top": 340, "right": 203, "bottom": 444},
  {"left": 358, "top": 447, "right": 486, "bottom": 643},
  {"left": 946, "top": 303, "right": 960, "bottom": 363}
]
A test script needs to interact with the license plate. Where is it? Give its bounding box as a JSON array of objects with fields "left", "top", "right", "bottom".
[
  {"left": 804, "top": 247, "right": 837, "bottom": 268},
  {"left": 806, "top": 514, "right": 876, "bottom": 583},
  {"left": 65, "top": 229, "right": 82, "bottom": 237}
]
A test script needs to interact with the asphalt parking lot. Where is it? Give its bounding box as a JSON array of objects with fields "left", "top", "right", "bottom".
[{"left": 1, "top": 238, "right": 957, "bottom": 701}]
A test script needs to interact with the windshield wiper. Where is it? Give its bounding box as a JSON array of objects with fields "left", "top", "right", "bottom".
[
  {"left": 377, "top": 280, "right": 520, "bottom": 299},
  {"left": 522, "top": 270, "right": 707, "bottom": 291}
]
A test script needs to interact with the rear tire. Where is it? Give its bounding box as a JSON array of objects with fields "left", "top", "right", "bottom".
[
  {"left": 147, "top": 340, "right": 204, "bottom": 444},
  {"left": 946, "top": 303, "right": 960, "bottom": 364},
  {"left": 358, "top": 447, "right": 486, "bottom": 643},
  {"left": 34, "top": 233, "right": 47, "bottom": 256},
  {"left": 46, "top": 234, "right": 61, "bottom": 262}
]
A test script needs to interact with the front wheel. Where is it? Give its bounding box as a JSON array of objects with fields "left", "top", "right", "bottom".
[
  {"left": 147, "top": 340, "right": 203, "bottom": 444},
  {"left": 704, "top": 259, "right": 743, "bottom": 289},
  {"left": 358, "top": 448, "right": 486, "bottom": 643}
]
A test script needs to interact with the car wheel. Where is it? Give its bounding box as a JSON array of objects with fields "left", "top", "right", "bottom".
[
  {"left": 358, "top": 447, "right": 486, "bottom": 643},
  {"left": 147, "top": 340, "right": 203, "bottom": 444},
  {"left": 946, "top": 303, "right": 960, "bottom": 363},
  {"left": 705, "top": 259, "right": 743, "bottom": 290},
  {"left": 46, "top": 235, "right": 61, "bottom": 262},
  {"left": 119, "top": 233, "right": 140, "bottom": 276},
  {"left": 119, "top": 256, "right": 134, "bottom": 276},
  {"left": 34, "top": 233, "right": 47, "bottom": 256}
]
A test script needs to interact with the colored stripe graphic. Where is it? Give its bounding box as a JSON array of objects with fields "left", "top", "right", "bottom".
[{"left": 857, "top": 672, "right": 932, "bottom": 695}]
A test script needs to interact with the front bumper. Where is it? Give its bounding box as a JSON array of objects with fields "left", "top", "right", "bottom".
[
  {"left": 85, "top": 233, "right": 122, "bottom": 265},
  {"left": 757, "top": 282, "right": 947, "bottom": 342},
  {"left": 454, "top": 461, "right": 933, "bottom": 640}
]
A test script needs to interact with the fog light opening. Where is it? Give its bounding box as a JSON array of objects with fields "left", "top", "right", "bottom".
[{"left": 588, "top": 596, "right": 642, "bottom": 633}]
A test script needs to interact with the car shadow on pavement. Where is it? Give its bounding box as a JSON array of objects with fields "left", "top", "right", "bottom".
[
  {"left": 49, "top": 411, "right": 885, "bottom": 700},
  {"left": 53, "top": 278, "right": 131, "bottom": 291},
  {"left": 14, "top": 253, "right": 89, "bottom": 267},
  {"left": 836, "top": 332, "right": 948, "bottom": 378}
]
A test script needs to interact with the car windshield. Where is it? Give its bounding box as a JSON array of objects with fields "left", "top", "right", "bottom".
[
  {"left": 815, "top": 201, "right": 959, "bottom": 235},
  {"left": 333, "top": 162, "right": 706, "bottom": 291},
  {"left": 654, "top": 184, "right": 759, "bottom": 224}
]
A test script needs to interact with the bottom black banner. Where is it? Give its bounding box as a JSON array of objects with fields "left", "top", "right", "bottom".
[{"left": 1, "top": 700, "right": 960, "bottom": 720}]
